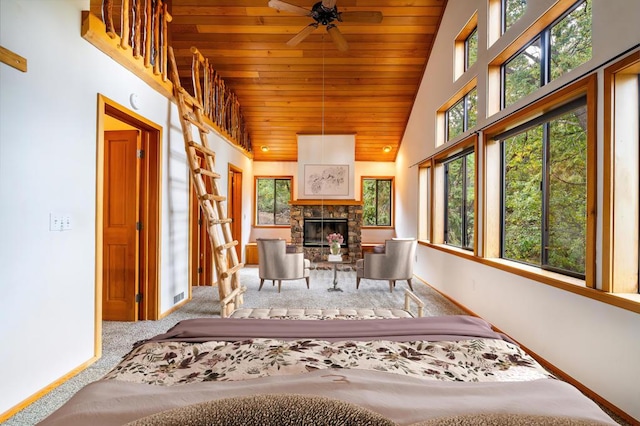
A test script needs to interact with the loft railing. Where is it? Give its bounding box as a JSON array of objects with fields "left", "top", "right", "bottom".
[
  {"left": 82, "top": 0, "right": 252, "bottom": 154},
  {"left": 191, "top": 48, "right": 252, "bottom": 152}
]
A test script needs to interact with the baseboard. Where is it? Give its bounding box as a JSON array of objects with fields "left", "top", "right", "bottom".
[
  {"left": 413, "top": 273, "right": 636, "bottom": 425},
  {"left": 0, "top": 356, "right": 99, "bottom": 422}
]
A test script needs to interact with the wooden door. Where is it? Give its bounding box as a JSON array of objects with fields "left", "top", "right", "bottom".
[
  {"left": 103, "top": 130, "right": 140, "bottom": 321},
  {"left": 228, "top": 165, "right": 243, "bottom": 261}
]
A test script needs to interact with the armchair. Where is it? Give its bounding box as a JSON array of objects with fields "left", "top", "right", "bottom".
[
  {"left": 356, "top": 238, "right": 417, "bottom": 292},
  {"left": 256, "top": 239, "right": 310, "bottom": 293}
]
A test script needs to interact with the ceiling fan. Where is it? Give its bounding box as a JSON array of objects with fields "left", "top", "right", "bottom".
[{"left": 268, "top": 0, "right": 383, "bottom": 51}]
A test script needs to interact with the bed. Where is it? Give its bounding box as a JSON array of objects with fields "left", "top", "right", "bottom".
[{"left": 39, "top": 312, "right": 617, "bottom": 425}]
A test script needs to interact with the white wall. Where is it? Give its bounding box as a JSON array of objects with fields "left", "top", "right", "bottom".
[
  {"left": 0, "top": 0, "right": 250, "bottom": 414},
  {"left": 397, "top": 0, "right": 640, "bottom": 420}
]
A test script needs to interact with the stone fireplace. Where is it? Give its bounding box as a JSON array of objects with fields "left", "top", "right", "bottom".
[{"left": 290, "top": 200, "right": 362, "bottom": 263}]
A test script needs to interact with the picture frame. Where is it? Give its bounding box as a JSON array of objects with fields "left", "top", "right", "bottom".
[{"left": 303, "top": 164, "right": 349, "bottom": 196}]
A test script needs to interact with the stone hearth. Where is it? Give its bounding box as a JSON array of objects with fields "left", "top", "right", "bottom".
[{"left": 290, "top": 200, "right": 362, "bottom": 263}]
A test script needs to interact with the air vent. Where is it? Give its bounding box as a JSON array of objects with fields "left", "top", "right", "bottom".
[{"left": 173, "top": 292, "right": 185, "bottom": 304}]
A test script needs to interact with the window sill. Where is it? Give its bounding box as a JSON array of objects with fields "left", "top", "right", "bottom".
[{"left": 418, "top": 241, "right": 640, "bottom": 314}]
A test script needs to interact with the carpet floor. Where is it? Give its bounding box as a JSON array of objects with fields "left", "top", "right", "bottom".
[{"left": 3, "top": 266, "right": 628, "bottom": 425}]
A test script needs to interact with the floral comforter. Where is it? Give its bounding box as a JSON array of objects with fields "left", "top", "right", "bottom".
[{"left": 103, "top": 337, "right": 554, "bottom": 386}]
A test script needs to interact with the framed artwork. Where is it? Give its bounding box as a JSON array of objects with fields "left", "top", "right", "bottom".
[{"left": 304, "top": 164, "right": 349, "bottom": 196}]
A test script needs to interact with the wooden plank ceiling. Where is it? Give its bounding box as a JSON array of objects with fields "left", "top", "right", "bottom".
[{"left": 169, "top": 0, "right": 447, "bottom": 161}]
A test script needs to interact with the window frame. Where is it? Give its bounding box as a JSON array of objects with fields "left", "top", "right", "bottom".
[
  {"left": 361, "top": 176, "right": 395, "bottom": 228},
  {"left": 484, "top": 74, "right": 596, "bottom": 288},
  {"left": 454, "top": 13, "right": 478, "bottom": 80},
  {"left": 488, "top": 0, "right": 592, "bottom": 115},
  {"left": 498, "top": 96, "right": 588, "bottom": 279},
  {"left": 603, "top": 51, "right": 640, "bottom": 296},
  {"left": 445, "top": 86, "right": 478, "bottom": 143},
  {"left": 444, "top": 148, "right": 475, "bottom": 251},
  {"left": 431, "top": 134, "right": 479, "bottom": 256},
  {"left": 253, "top": 176, "right": 293, "bottom": 228},
  {"left": 418, "top": 160, "right": 433, "bottom": 243}
]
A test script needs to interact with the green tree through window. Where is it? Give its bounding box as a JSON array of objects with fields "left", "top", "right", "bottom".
[
  {"left": 256, "top": 177, "right": 291, "bottom": 225},
  {"left": 444, "top": 150, "right": 475, "bottom": 249},
  {"left": 502, "top": 0, "right": 591, "bottom": 108},
  {"left": 503, "top": 0, "right": 527, "bottom": 33},
  {"left": 446, "top": 88, "right": 477, "bottom": 141},
  {"left": 465, "top": 27, "right": 478, "bottom": 70},
  {"left": 501, "top": 100, "right": 587, "bottom": 277},
  {"left": 363, "top": 178, "right": 392, "bottom": 226}
]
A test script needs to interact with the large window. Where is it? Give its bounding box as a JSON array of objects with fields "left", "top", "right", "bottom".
[
  {"left": 500, "top": 98, "right": 587, "bottom": 278},
  {"left": 446, "top": 88, "right": 477, "bottom": 142},
  {"left": 444, "top": 150, "right": 475, "bottom": 250},
  {"left": 362, "top": 177, "right": 393, "bottom": 227},
  {"left": 502, "top": 0, "right": 591, "bottom": 108},
  {"left": 255, "top": 177, "right": 291, "bottom": 226}
]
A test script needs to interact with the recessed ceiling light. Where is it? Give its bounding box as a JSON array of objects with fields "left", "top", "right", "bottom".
[
  {"left": 383, "top": 146, "right": 392, "bottom": 153},
  {"left": 261, "top": 146, "right": 269, "bottom": 152}
]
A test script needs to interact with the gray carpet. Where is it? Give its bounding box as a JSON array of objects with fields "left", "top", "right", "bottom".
[{"left": 3, "top": 266, "right": 462, "bottom": 425}]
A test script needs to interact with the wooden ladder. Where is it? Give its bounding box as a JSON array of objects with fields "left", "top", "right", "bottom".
[{"left": 168, "top": 47, "right": 245, "bottom": 317}]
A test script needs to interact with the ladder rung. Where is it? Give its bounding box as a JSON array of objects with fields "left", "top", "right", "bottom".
[
  {"left": 217, "top": 240, "right": 239, "bottom": 251},
  {"left": 194, "top": 168, "right": 221, "bottom": 179},
  {"left": 208, "top": 217, "right": 233, "bottom": 225},
  {"left": 177, "top": 87, "right": 204, "bottom": 110},
  {"left": 221, "top": 263, "right": 244, "bottom": 278},
  {"left": 183, "top": 112, "right": 210, "bottom": 133},
  {"left": 187, "top": 141, "right": 216, "bottom": 158},
  {"left": 200, "top": 194, "right": 226, "bottom": 202}
]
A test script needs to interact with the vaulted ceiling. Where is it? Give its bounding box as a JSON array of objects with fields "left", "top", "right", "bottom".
[{"left": 170, "top": 0, "right": 447, "bottom": 161}]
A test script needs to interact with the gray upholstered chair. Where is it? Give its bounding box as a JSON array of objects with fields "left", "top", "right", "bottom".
[
  {"left": 356, "top": 238, "right": 417, "bottom": 292},
  {"left": 256, "top": 239, "right": 310, "bottom": 293}
]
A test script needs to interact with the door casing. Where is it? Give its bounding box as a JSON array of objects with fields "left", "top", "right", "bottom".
[{"left": 95, "top": 94, "right": 162, "bottom": 354}]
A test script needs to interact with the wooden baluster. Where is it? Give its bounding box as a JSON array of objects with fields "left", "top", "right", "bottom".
[
  {"left": 153, "top": 0, "right": 161, "bottom": 74},
  {"left": 144, "top": 0, "right": 152, "bottom": 67},
  {"left": 120, "top": 0, "right": 130, "bottom": 50},
  {"left": 191, "top": 48, "right": 202, "bottom": 106},
  {"left": 162, "top": 3, "right": 172, "bottom": 81},
  {"left": 103, "top": 0, "right": 116, "bottom": 38},
  {"left": 133, "top": 0, "right": 142, "bottom": 58}
]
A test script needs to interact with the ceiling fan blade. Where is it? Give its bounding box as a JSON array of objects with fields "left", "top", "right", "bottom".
[
  {"left": 286, "top": 23, "right": 319, "bottom": 47},
  {"left": 322, "top": 0, "right": 338, "bottom": 9},
  {"left": 268, "top": 0, "right": 311, "bottom": 17},
  {"left": 339, "top": 11, "right": 383, "bottom": 24},
  {"left": 326, "top": 24, "right": 348, "bottom": 51}
]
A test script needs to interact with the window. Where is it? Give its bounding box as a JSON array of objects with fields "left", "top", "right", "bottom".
[
  {"left": 454, "top": 13, "right": 478, "bottom": 79},
  {"left": 500, "top": 99, "right": 587, "bottom": 277},
  {"left": 502, "top": 0, "right": 592, "bottom": 108},
  {"left": 362, "top": 177, "right": 393, "bottom": 227},
  {"left": 446, "top": 87, "right": 477, "bottom": 142},
  {"left": 503, "top": 0, "right": 527, "bottom": 34},
  {"left": 255, "top": 177, "right": 291, "bottom": 226},
  {"left": 465, "top": 27, "right": 478, "bottom": 70},
  {"left": 444, "top": 150, "right": 475, "bottom": 250}
]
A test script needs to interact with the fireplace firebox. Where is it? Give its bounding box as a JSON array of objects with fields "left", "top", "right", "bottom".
[{"left": 303, "top": 218, "right": 348, "bottom": 247}]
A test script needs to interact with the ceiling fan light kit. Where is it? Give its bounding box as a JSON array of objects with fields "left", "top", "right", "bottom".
[{"left": 269, "top": 0, "right": 383, "bottom": 50}]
